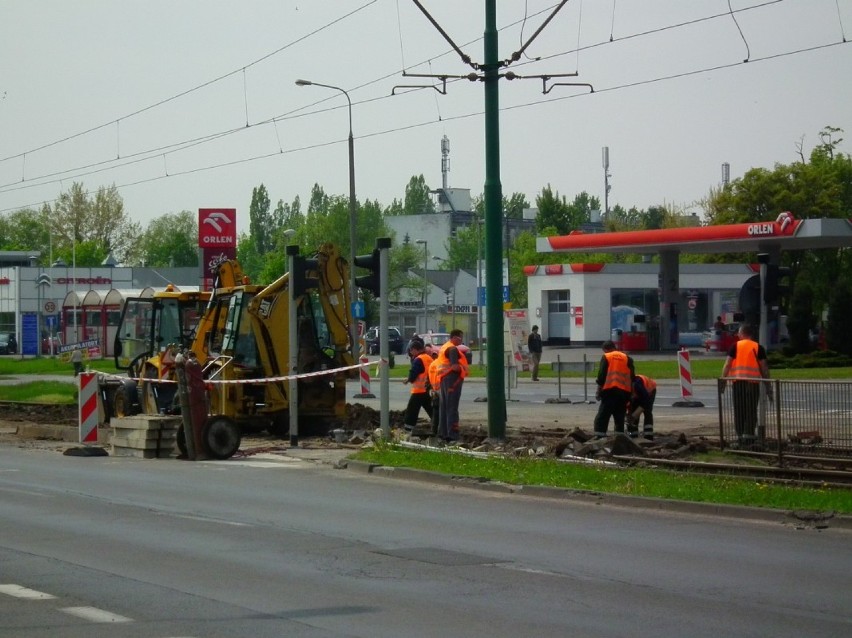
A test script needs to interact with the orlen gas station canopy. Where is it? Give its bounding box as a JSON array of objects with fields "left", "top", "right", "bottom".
[
  {"left": 534, "top": 214, "right": 852, "bottom": 349},
  {"left": 536, "top": 215, "right": 852, "bottom": 255}
]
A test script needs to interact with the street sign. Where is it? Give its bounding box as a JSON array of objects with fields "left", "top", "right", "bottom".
[
  {"left": 352, "top": 301, "right": 365, "bottom": 319},
  {"left": 478, "top": 286, "right": 510, "bottom": 304},
  {"left": 44, "top": 300, "right": 56, "bottom": 313}
]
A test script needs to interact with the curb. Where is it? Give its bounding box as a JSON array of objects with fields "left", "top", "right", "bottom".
[{"left": 345, "top": 460, "right": 852, "bottom": 531}]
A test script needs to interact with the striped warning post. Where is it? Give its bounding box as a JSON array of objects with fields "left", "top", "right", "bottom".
[
  {"left": 673, "top": 348, "right": 704, "bottom": 408},
  {"left": 678, "top": 348, "right": 693, "bottom": 399},
  {"left": 78, "top": 372, "right": 99, "bottom": 443},
  {"left": 353, "top": 356, "right": 376, "bottom": 399}
]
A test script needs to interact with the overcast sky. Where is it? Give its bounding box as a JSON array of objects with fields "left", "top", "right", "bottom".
[{"left": 1, "top": 0, "right": 850, "bottom": 236}]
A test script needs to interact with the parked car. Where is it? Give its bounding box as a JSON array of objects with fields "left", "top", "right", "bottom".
[
  {"left": 419, "top": 332, "right": 471, "bottom": 360},
  {"left": 365, "top": 327, "right": 405, "bottom": 355},
  {"left": 703, "top": 322, "right": 740, "bottom": 352},
  {"left": 0, "top": 333, "right": 18, "bottom": 355}
]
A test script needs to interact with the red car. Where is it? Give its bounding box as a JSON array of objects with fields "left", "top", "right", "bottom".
[{"left": 419, "top": 333, "right": 472, "bottom": 361}]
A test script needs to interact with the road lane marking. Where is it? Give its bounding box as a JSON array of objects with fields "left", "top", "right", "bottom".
[
  {"left": 60, "top": 606, "right": 132, "bottom": 623},
  {"left": 0, "top": 584, "right": 56, "bottom": 599}
]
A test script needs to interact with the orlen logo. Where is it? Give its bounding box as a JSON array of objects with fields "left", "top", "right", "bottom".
[{"left": 198, "top": 208, "right": 237, "bottom": 248}]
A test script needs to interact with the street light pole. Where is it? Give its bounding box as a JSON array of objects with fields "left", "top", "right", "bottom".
[
  {"left": 415, "top": 239, "right": 428, "bottom": 332},
  {"left": 295, "top": 79, "right": 359, "bottom": 362}
]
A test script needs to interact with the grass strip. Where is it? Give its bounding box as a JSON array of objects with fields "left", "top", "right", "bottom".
[
  {"left": 354, "top": 446, "right": 852, "bottom": 514},
  {"left": 0, "top": 381, "right": 76, "bottom": 404}
]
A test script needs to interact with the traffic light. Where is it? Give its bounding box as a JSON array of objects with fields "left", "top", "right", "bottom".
[
  {"left": 290, "top": 255, "right": 319, "bottom": 297},
  {"left": 354, "top": 249, "right": 381, "bottom": 296},
  {"left": 764, "top": 265, "right": 792, "bottom": 305}
]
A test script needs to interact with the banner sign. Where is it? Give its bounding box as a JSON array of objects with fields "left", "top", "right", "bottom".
[{"left": 198, "top": 208, "right": 237, "bottom": 248}]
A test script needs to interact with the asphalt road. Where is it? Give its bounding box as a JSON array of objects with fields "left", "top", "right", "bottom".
[{"left": 1, "top": 446, "right": 849, "bottom": 637}]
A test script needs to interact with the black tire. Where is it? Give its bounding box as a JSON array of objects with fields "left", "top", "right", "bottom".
[
  {"left": 202, "top": 416, "right": 241, "bottom": 460},
  {"left": 112, "top": 382, "right": 137, "bottom": 419}
]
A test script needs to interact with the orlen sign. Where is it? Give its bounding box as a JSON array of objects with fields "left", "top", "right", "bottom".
[{"left": 198, "top": 208, "right": 236, "bottom": 248}]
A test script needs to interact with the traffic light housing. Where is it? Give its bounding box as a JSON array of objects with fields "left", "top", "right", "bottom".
[
  {"left": 290, "top": 255, "right": 319, "bottom": 297},
  {"left": 354, "top": 249, "right": 381, "bottom": 296},
  {"left": 764, "top": 265, "right": 792, "bottom": 305}
]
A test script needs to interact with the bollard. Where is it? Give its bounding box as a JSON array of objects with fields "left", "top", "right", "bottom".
[
  {"left": 673, "top": 347, "right": 705, "bottom": 407},
  {"left": 353, "top": 355, "right": 376, "bottom": 399},
  {"left": 78, "top": 372, "right": 99, "bottom": 444}
]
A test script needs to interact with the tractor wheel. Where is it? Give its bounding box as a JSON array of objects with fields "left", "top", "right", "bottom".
[
  {"left": 112, "top": 383, "right": 136, "bottom": 419},
  {"left": 202, "top": 416, "right": 241, "bottom": 460}
]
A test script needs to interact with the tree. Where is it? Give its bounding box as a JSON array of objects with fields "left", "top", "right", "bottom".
[
  {"left": 826, "top": 280, "right": 852, "bottom": 356},
  {"left": 535, "top": 185, "right": 569, "bottom": 234},
  {"left": 248, "top": 184, "right": 278, "bottom": 256},
  {"left": 0, "top": 207, "right": 50, "bottom": 260},
  {"left": 139, "top": 211, "right": 198, "bottom": 268},
  {"left": 50, "top": 182, "right": 140, "bottom": 266},
  {"left": 403, "top": 175, "right": 435, "bottom": 215},
  {"left": 785, "top": 283, "right": 815, "bottom": 354}
]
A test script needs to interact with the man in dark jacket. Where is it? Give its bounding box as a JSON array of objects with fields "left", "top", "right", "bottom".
[{"left": 527, "top": 325, "right": 542, "bottom": 381}]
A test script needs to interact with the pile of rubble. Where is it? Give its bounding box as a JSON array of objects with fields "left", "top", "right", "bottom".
[{"left": 399, "top": 426, "right": 719, "bottom": 464}]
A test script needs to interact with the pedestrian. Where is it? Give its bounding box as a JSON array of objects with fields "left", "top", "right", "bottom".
[
  {"left": 70, "top": 348, "right": 84, "bottom": 376},
  {"left": 401, "top": 339, "right": 433, "bottom": 432},
  {"left": 435, "top": 329, "right": 468, "bottom": 441},
  {"left": 713, "top": 316, "right": 725, "bottom": 331},
  {"left": 593, "top": 340, "right": 635, "bottom": 438},
  {"left": 628, "top": 374, "right": 657, "bottom": 439},
  {"left": 527, "top": 325, "right": 542, "bottom": 381},
  {"left": 720, "top": 323, "right": 771, "bottom": 448}
]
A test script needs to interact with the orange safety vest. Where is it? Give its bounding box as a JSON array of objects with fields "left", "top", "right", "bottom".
[
  {"left": 602, "top": 351, "right": 632, "bottom": 392},
  {"left": 730, "top": 339, "right": 762, "bottom": 381},
  {"left": 636, "top": 374, "right": 656, "bottom": 393},
  {"left": 435, "top": 344, "right": 469, "bottom": 382},
  {"left": 410, "top": 353, "right": 434, "bottom": 394},
  {"left": 428, "top": 358, "right": 442, "bottom": 393}
]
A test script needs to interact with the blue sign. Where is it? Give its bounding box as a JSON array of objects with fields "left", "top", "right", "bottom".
[
  {"left": 21, "top": 313, "right": 38, "bottom": 356},
  {"left": 477, "top": 286, "right": 511, "bottom": 305},
  {"left": 45, "top": 315, "right": 58, "bottom": 328},
  {"left": 352, "top": 301, "right": 365, "bottom": 319}
]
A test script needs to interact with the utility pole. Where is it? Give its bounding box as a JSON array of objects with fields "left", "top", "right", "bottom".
[
  {"left": 602, "top": 146, "right": 611, "bottom": 218},
  {"left": 407, "top": 0, "right": 581, "bottom": 440}
]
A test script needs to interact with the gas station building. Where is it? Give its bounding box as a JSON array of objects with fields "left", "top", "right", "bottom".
[{"left": 527, "top": 215, "right": 852, "bottom": 350}]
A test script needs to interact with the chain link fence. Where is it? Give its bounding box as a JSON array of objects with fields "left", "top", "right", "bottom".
[{"left": 717, "top": 379, "right": 852, "bottom": 459}]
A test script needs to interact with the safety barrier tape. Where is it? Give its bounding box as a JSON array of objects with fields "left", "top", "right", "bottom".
[{"left": 91, "top": 358, "right": 386, "bottom": 386}]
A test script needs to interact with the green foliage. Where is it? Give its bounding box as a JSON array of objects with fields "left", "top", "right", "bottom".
[
  {"left": 826, "top": 281, "right": 852, "bottom": 356},
  {"left": 0, "top": 381, "right": 76, "bottom": 404},
  {"left": 785, "top": 284, "right": 815, "bottom": 354},
  {"left": 140, "top": 210, "right": 198, "bottom": 268},
  {"left": 403, "top": 175, "right": 435, "bottom": 215}
]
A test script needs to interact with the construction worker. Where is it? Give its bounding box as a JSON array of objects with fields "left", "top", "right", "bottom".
[
  {"left": 721, "top": 323, "right": 771, "bottom": 447},
  {"left": 401, "top": 339, "right": 433, "bottom": 432},
  {"left": 594, "top": 340, "right": 635, "bottom": 438},
  {"left": 628, "top": 374, "right": 657, "bottom": 439},
  {"left": 428, "top": 356, "right": 442, "bottom": 437},
  {"left": 435, "top": 329, "right": 469, "bottom": 441}
]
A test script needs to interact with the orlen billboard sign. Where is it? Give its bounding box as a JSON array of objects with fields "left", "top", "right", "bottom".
[{"left": 198, "top": 208, "right": 236, "bottom": 247}]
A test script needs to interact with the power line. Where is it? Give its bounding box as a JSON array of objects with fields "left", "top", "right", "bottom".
[
  {"left": 0, "top": 0, "right": 793, "bottom": 196},
  {"left": 2, "top": 37, "right": 845, "bottom": 216},
  {"left": 0, "top": 0, "right": 379, "bottom": 165}
]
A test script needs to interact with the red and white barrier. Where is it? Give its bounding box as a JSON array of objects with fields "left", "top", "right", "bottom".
[
  {"left": 678, "top": 348, "right": 693, "bottom": 399},
  {"left": 353, "top": 355, "right": 376, "bottom": 399},
  {"left": 673, "top": 347, "right": 704, "bottom": 407},
  {"left": 78, "top": 372, "right": 99, "bottom": 443}
]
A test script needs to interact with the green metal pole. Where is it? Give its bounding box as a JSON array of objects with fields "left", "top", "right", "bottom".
[{"left": 484, "top": 0, "right": 506, "bottom": 440}]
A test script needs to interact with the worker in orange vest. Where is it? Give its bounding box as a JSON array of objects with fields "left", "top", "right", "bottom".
[
  {"left": 594, "top": 340, "right": 635, "bottom": 438},
  {"left": 627, "top": 374, "right": 657, "bottom": 439},
  {"left": 402, "top": 339, "right": 433, "bottom": 432},
  {"left": 434, "top": 329, "right": 469, "bottom": 442},
  {"left": 721, "top": 323, "right": 771, "bottom": 447}
]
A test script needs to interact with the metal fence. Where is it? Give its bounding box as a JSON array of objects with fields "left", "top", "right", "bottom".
[{"left": 717, "top": 379, "right": 852, "bottom": 459}]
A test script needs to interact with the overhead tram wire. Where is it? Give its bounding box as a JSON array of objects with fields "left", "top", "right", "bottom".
[
  {"left": 0, "top": 0, "right": 379, "bottom": 165},
  {"left": 0, "top": 1, "right": 830, "bottom": 209},
  {"left": 2, "top": 0, "right": 770, "bottom": 195},
  {"left": 2, "top": 34, "right": 846, "bottom": 217},
  {"left": 0, "top": 33, "right": 849, "bottom": 219}
]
